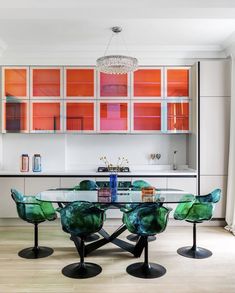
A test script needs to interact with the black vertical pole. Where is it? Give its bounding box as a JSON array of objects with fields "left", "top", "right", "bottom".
[
  {"left": 144, "top": 236, "right": 149, "bottom": 266},
  {"left": 192, "top": 222, "right": 197, "bottom": 251},
  {"left": 34, "top": 223, "right": 38, "bottom": 250},
  {"left": 198, "top": 62, "right": 201, "bottom": 195},
  {"left": 80, "top": 238, "right": 85, "bottom": 267},
  {"left": 53, "top": 116, "right": 56, "bottom": 131}
]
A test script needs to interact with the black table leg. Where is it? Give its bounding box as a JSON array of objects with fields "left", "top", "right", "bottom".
[{"left": 84, "top": 225, "right": 145, "bottom": 257}]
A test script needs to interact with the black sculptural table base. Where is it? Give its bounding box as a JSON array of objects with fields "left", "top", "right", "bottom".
[{"left": 71, "top": 224, "right": 147, "bottom": 258}]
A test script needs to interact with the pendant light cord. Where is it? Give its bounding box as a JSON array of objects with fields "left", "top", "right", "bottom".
[{"left": 103, "top": 32, "right": 115, "bottom": 56}]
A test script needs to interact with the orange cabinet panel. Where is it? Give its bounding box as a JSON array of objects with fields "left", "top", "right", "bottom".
[
  {"left": 100, "top": 102, "right": 128, "bottom": 131},
  {"left": 133, "top": 102, "right": 161, "bottom": 131},
  {"left": 32, "top": 68, "right": 61, "bottom": 97},
  {"left": 4, "top": 68, "right": 28, "bottom": 98},
  {"left": 167, "top": 102, "right": 189, "bottom": 131},
  {"left": 31, "top": 102, "right": 61, "bottom": 132},
  {"left": 3, "top": 100, "right": 28, "bottom": 132},
  {"left": 100, "top": 73, "right": 128, "bottom": 97},
  {"left": 66, "top": 102, "right": 95, "bottom": 131},
  {"left": 134, "top": 69, "right": 162, "bottom": 97},
  {"left": 167, "top": 68, "right": 189, "bottom": 97},
  {"left": 66, "top": 69, "right": 94, "bottom": 97}
]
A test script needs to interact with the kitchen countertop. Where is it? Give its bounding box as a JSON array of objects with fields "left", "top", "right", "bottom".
[{"left": 0, "top": 169, "right": 197, "bottom": 177}]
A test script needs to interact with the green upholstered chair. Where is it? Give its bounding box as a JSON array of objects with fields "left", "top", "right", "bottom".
[
  {"left": 11, "top": 189, "right": 57, "bottom": 259},
  {"left": 73, "top": 180, "right": 98, "bottom": 191},
  {"left": 126, "top": 180, "right": 156, "bottom": 242},
  {"left": 174, "top": 189, "right": 221, "bottom": 259},
  {"left": 72, "top": 180, "right": 100, "bottom": 242},
  {"left": 131, "top": 180, "right": 152, "bottom": 191},
  {"left": 59, "top": 201, "right": 105, "bottom": 279},
  {"left": 122, "top": 203, "right": 172, "bottom": 278}
]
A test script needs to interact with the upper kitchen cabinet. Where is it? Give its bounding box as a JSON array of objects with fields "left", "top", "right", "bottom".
[
  {"left": 65, "top": 68, "right": 95, "bottom": 98},
  {"left": 65, "top": 101, "right": 96, "bottom": 132},
  {"left": 166, "top": 101, "right": 190, "bottom": 132},
  {"left": 98, "top": 101, "right": 129, "bottom": 133},
  {"left": 31, "top": 67, "right": 62, "bottom": 98},
  {"left": 131, "top": 101, "right": 162, "bottom": 132},
  {"left": 133, "top": 68, "right": 162, "bottom": 98},
  {"left": 2, "top": 67, "right": 29, "bottom": 99},
  {"left": 166, "top": 67, "right": 190, "bottom": 98},
  {"left": 30, "top": 100, "right": 63, "bottom": 133},
  {"left": 200, "top": 60, "right": 231, "bottom": 97},
  {"left": 2, "top": 99, "right": 29, "bottom": 133},
  {"left": 99, "top": 73, "right": 129, "bottom": 98}
]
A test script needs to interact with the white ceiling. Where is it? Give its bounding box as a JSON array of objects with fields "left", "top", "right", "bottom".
[{"left": 0, "top": 0, "right": 235, "bottom": 63}]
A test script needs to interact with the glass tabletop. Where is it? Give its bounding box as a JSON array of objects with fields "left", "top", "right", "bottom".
[{"left": 36, "top": 188, "right": 194, "bottom": 204}]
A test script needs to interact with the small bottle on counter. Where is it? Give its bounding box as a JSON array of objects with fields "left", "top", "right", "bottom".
[
  {"left": 32, "top": 154, "right": 42, "bottom": 172},
  {"left": 20, "top": 154, "right": 29, "bottom": 172}
]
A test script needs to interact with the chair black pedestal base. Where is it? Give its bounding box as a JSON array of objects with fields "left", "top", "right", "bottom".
[
  {"left": 84, "top": 234, "right": 100, "bottom": 242},
  {"left": 126, "top": 262, "right": 166, "bottom": 279},
  {"left": 177, "top": 246, "right": 212, "bottom": 259},
  {"left": 62, "top": 262, "right": 102, "bottom": 279},
  {"left": 18, "top": 246, "right": 54, "bottom": 259},
  {"left": 126, "top": 234, "right": 156, "bottom": 242}
]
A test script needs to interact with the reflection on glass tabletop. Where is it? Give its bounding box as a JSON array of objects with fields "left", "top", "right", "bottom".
[{"left": 36, "top": 188, "right": 194, "bottom": 204}]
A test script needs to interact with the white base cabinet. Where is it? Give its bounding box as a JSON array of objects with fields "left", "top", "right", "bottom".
[
  {"left": 0, "top": 178, "right": 24, "bottom": 218},
  {"left": 167, "top": 177, "right": 197, "bottom": 218}
]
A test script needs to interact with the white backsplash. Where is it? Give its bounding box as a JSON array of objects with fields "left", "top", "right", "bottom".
[
  {"left": 65, "top": 134, "right": 187, "bottom": 171},
  {"left": 0, "top": 133, "right": 187, "bottom": 171}
]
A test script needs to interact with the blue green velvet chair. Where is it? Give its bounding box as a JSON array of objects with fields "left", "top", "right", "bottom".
[
  {"left": 11, "top": 189, "right": 57, "bottom": 259},
  {"left": 59, "top": 201, "right": 105, "bottom": 279},
  {"left": 72, "top": 180, "right": 100, "bottom": 242},
  {"left": 126, "top": 180, "right": 157, "bottom": 242},
  {"left": 174, "top": 189, "right": 221, "bottom": 259},
  {"left": 122, "top": 203, "right": 172, "bottom": 278},
  {"left": 73, "top": 180, "right": 98, "bottom": 191}
]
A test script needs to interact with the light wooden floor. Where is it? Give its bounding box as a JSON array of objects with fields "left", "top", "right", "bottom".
[{"left": 0, "top": 222, "right": 235, "bottom": 293}]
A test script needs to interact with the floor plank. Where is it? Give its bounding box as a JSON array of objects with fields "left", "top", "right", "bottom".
[{"left": 0, "top": 223, "right": 234, "bottom": 293}]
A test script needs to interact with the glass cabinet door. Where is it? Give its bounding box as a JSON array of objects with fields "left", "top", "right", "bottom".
[
  {"left": 132, "top": 102, "right": 161, "bottom": 132},
  {"left": 66, "top": 101, "right": 95, "bottom": 132},
  {"left": 167, "top": 102, "right": 190, "bottom": 132},
  {"left": 99, "top": 101, "right": 129, "bottom": 132},
  {"left": 30, "top": 101, "right": 62, "bottom": 132},
  {"left": 133, "top": 69, "right": 162, "bottom": 98},
  {"left": 99, "top": 73, "right": 128, "bottom": 98},
  {"left": 31, "top": 68, "right": 62, "bottom": 98},
  {"left": 3, "top": 67, "right": 29, "bottom": 99},
  {"left": 2, "top": 100, "right": 29, "bottom": 133},
  {"left": 65, "top": 68, "right": 94, "bottom": 98},
  {"left": 166, "top": 68, "right": 190, "bottom": 98}
]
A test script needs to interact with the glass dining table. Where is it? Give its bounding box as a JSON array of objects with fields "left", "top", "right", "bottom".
[{"left": 36, "top": 188, "right": 194, "bottom": 257}]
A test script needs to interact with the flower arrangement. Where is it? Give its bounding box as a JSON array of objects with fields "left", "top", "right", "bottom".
[{"left": 100, "top": 156, "right": 129, "bottom": 172}]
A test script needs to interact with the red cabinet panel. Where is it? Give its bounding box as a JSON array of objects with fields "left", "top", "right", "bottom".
[
  {"left": 4, "top": 68, "right": 28, "bottom": 98},
  {"left": 31, "top": 102, "right": 61, "bottom": 132},
  {"left": 32, "top": 68, "right": 61, "bottom": 97},
  {"left": 167, "top": 102, "right": 189, "bottom": 131},
  {"left": 100, "top": 73, "right": 128, "bottom": 97},
  {"left": 100, "top": 102, "right": 128, "bottom": 131},
  {"left": 3, "top": 100, "right": 28, "bottom": 132},
  {"left": 133, "top": 102, "right": 161, "bottom": 131},
  {"left": 167, "top": 68, "right": 189, "bottom": 97},
  {"left": 134, "top": 69, "right": 162, "bottom": 97},
  {"left": 66, "top": 69, "right": 94, "bottom": 97},
  {"left": 66, "top": 102, "right": 95, "bottom": 131}
]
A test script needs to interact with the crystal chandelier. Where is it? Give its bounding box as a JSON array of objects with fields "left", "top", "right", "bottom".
[{"left": 96, "top": 26, "right": 138, "bottom": 75}]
